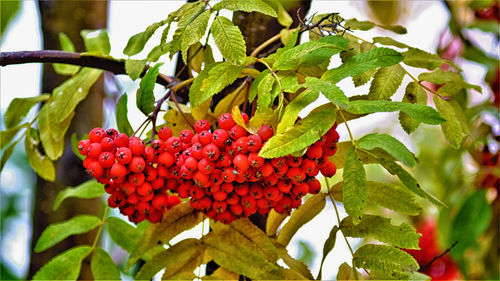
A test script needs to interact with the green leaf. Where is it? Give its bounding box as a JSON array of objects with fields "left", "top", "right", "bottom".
[
  {"left": 353, "top": 244, "right": 419, "bottom": 280},
  {"left": 126, "top": 202, "right": 204, "bottom": 270},
  {"left": 4, "top": 94, "right": 49, "bottom": 129},
  {"left": 106, "top": 217, "right": 142, "bottom": 253},
  {"left": 450, "top": 190, "right": 492, "bottom": 257},
  {"left": 123, "top": 19, "right": 168, "bottom": 56},
  {"left": 276, "top": 90, "right": 319, "bottom": 134},
  {"left": 147, "top": 43, "right": 170, "bottom": 62},
  {"left": 317, "top": 226, "right": 339, "bottom": 280},
  {"left": 322, "top": 47, "right": 403, "bottom": 83},
  {"left": 273, "top": 36, "right": 349, "bottom": 70},
  {"left": 378, "top": 158, "right": 445, "bottom": 207},
  {"left": 336, "top": 262, "right": 357, "bottom": 280},
  {"left": 329, "top": 141, "right": 394, "bottom": 170},
  {"left": 211, "top": 16, "right": 246, "bottom": 65},
  {"left": 0, "top": 138, "right": 20, "bottom": 173},
  {"left": 367, "top": 64, "right": 405, "bottom": 100},
  {"left": 345, "top": 18, "right": 376, "bottom": 30},
  {"left": 303, "top": 77, "right": 349, "bottom": 107},
  {"left": 181, "top": 9, "right": 210, "bottom": 63},
  {"left": 32, "top": 246, "right": 92, "bottom": 281},
  {"left": 433, "top": 96, "right": 463, "bottom": 149},
  {"left": 357, "top": 133, "right": 416, "bottom": 167},
  {"left": 256, "top": 72, "right": 277, "bottom": 112},
  {"left": 341, "top": 215, "right": 421, "bottom": 249},
  {"left": 259, "top": 105, "right": 336, "bottom": 158},
  {"left": 372, "top": 36, "right": 410, "bottom": 49},
  {"left": 116, "top": 94, "right": 134, "bottom": 136},
  {"left": 25, "top": 128, "right": 55, "bottom": 181},
  {"left": 213, "top": 0, "right": 277, "bottom": 17},
  {"left": 1, "top": 0, "right": 20, "bottom": 37},
  {"left": 70, "top": 133, "right": 85, "bottom": 161},
  {"left": 399, "top": 82, "right": 427, "bottom": 134},
  {"left": 468, "top": 19, "right": 500, "bottom": 35},
  {"left": 91, "top": 248, "right": 121, "bottom": 281},
  {"left": 80, "top": 29, "right": 110, "bottom": 55},
  {"left": 402, "top": 48, "right": 444, "bottom": 70},
  {"left": 274, "top": 241, "right": 314, "bottom": 280},
  {"left": 249, "top": 69, "right": 269, "bottom": 102},
  {"left": 352, "top": 42, "right": 377, "bottom": 87},
  {"left": 53, "top": 33, "right": 80, "bottom": 75},
  {"left": 48, "top": 67, "right": 102, "bottom": 123},
  {"left": 136, "top": 62, "right": 162, "bottom": 116},
  {"left": 38, "top": 104, "right": 70, "bottom": 160},
  {"left": 342, "top": 147, "right": 367, "bottom": 224},
  {"left": 277, "top": 193, "right": 327, "bottom": 246},
  {"left": 345, "top": 100, "right": 445, "bottom": 125},
  {"left": 203, "top": 232, "right": 284, "bottom": 280},
  {"left": 380, "top": 25, "right": 407, "bottom": 34},
  {"left": 189, "top": 60, "right": 248, "bottom": 107},
  {"left": 53, "top": 180, "right": 104, "bottom": 211},
  {"left": 169, "top": 3, "right": 205, "bottom": 56},
  {"left": 136, "top": 238, "right": 207, "bottom": 280},
  {"left": 418, "top": 69, "right": 462, "bottom": 84},
  {"left": 125, "top": 59, "right": 146, "bottom": 80},
  {"left": 35, "top": 215, "right": 101, "bottom": 253},
  {"left": 276, "top": 2, "right": 293, "bottom": 28},
  {"left": 366, "top": 181, "right": 422, "bottom": 216},
  {"left": 1, "top": 123, "right": 27, "bottom": 149}
]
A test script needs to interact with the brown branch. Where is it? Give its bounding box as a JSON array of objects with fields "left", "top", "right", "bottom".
[
  {"left": 420, "top": 241, "right": 458, "bottom": 270},
  {"left": 0, "top": 50, "right": 175, "bottom": 87}
]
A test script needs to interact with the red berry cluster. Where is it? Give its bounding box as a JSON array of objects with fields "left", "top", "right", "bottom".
[
  {"left": 78, "top": 113, "right": 339, "bottom": 224},
  {"left": 78, "top": 128, "right": 181, "bottom": 224}
]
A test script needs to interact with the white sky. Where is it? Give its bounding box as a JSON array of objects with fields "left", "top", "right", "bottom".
[{"left": 0, "top": 0, "right": 492, "bottom": 279}]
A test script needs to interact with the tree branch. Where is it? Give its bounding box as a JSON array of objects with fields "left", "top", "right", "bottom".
[{"left": 0, "top": 50, "right": 175, "bottom": 87}]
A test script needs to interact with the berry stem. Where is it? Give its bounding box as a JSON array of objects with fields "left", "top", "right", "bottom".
[
  {"left": 170, "top": 91, "right": 195, "bottom": 129},
  {"left": 91, "top": 205, "right": 109, "bottom": 250},
  {"left": 150, "top": 89, "right": 172, "bottom": 142}
]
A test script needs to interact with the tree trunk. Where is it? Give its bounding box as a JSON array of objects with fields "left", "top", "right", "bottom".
[{"left": 28, "top": 1, "right": 107, "bottom": 279}]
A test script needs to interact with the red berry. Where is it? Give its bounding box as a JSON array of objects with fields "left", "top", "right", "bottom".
[
  {"left": 184, "top": 157, "right": 198, "bottom": 171},
  {"left": 106, "top": 128, "right": 118, "bottom": 138},
  {"left": 202, "top": 143, "right": 220, "bottom": 160},
  {"left": 278, "top": 180, "right": 292, "bottom": 193},
  {"left": 218, "top": 113, "right": 236, "bottom": 130},
  {"left": 213, "top": 201, "right": 227, "bottom": 213},
  {"left": 191, "top": 143, "right": 203, "bottom": 159},
  {"left": 180, "top": 129, "right": 194, "bottom": 143},
  {"left": 302, "top": 159, "right": 317, "bottom": 176},
  {"left": 167, "top": 195, "right": 181, "bottom": 208},
  {"left": 257, "top": 125, "right": 274, "bottom": 141},
  {"left": 128, "top": 137, "right": 145, "bottom": 156},
  {"left": 261, "top": 163, "right": 274, "bottom": 177},
  {"left": 230, "top": 204, "right": 243, "bottom": 215},
  {"left": 287, "top": 167, "right": 305, "bottom": 183},
  {"left": 98, "top": 152, "right": 115, "bottom": 168},
  {"left": 213, "top": 190, "right": 228, "bottom": 201},
  {"left": 114, "top": 133, "right": 129, "bottom": 147},
  {"left": 198, "top": 130, "right": 213, "bottom": 145},
  {"left": 235, "top": 183, "right": 249, "bottom": 196},
  {"left": 226, "top": 192, "right": 239, "bottom": 205},
  {"left": 306, "top": 144, "right": 323, "bottom": 159},
  {"left": 87, "top": 161, "right": 104, "bottom": 178},
  {"left": 158, "top": 126, "right": 173, "bottom": 141},
  {"left": 307, "top": 178, "right": 321, "bottom": 194},
  {"left": 129, "top": 156, "right": 146, "bottom": 173},
  {"left": 115, "top": 147, "right": 132, "bottom": 164},
  {"left": 87, "top": 143, "right": 102, "bottom": 160},
  {"left": 152, "top": 194, "right": 169, "bottom": 210},
  {"left": 110, "top": 163, "right": 127, "bottom": 179},
  {"left": 198, "top": 158, "right": 214, "bottom": 175},
  {"left": 292, "top": 183, "right": 309, "bottom": 197},
  {"left": 241, "top": 195, "right": 256, "bottom": 210},
  {"left": 229, "top": 125, "right": 246, "bottom": 140},
  {"left": 247, "top": 134, "right": 262, "bottom": 152},
  {"left": 287, "top": 157, "right": 302, "bottom": 167},
  {"left": 100, "top": 137, "right": 115, "bottom": 152},
  {"left": 137, "top": 182, "right": 153, "bottom": 196},
  {"left": 320, "top": 161, "right": 337, "bottom": 177},
  {"left": 233, "top": 154, "right": 250, "bottom": 171},
  {"left": 194, "top": 119, "right": 210, "bottom": 133},
  {"left": 166, "top": 137, "right": 182, "bottom": 153},
  {"left": 241, "top": 112, "right": 249, "bottom": 124},
  {"left": 78, "top": 140, "right": 90, "bottom": 156},
  {"left": 213, "top": 129, "right": 229, "bottom": 147},
  {"left": 193, "top": 171, "right": 210, "bottom": 186},
  {"left": 217, "top": 152, "right": 232, "bottom": 167},
  {"left": 158, "top": 152, "right": 175, "bottom": 167},
  {"left": 249, "top": 184, "right": 264, "bottom": 199},
  {"left": 248, "top": 153, "right": 264, "bottom": 168},
  {"left": 222, "top": 167, "right": 237, "bottom": 183},
  {"left": 108, "top": 191, "right": 126, "bottom": 208},
  {"left": 148, "top": 211, "right": 163, "bottom": 223},
  {"left": 128, "top": 172, "right": 145, "bottom": 186},
  {"left": 89, "top": 128, "right": 106, "bottom": 143},
  {"left": 136, "top": 201, "right": 152, "bottom": 215},
  {"left": 234, "top": 137, "right": 249, "bottom": 154}
]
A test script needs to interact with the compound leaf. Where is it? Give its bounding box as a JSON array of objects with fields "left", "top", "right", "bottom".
[
  {"left": 342, "top": 147, "right": 367, "bottom": 224},
  {"left": 211, "top": 16, "right": 246, "bottom": 65},
  {"left": 367, "top": 64, "right": 405, "bottom": 100},
  {"left": 433, "top": 95, "right": 463, "bottom": 149}
]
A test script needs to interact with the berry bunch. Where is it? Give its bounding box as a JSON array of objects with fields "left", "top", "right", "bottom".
[
  {"left": 78, "top": 128, "right": 181, "bottom": 223},
  {"left": 78, "top": 112, "right": 339, "bottom": 224}
]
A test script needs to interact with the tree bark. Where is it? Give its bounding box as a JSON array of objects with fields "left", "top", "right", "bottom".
[{"left": 28, "top": 1, "right": 108, "bottom": 279}]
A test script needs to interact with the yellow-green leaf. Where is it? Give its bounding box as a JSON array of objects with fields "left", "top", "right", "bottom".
[
  {"left": 137, "top": 62, "right": 162, "bottom": 116},
  {"left": 81, "top": 29, "right": 110, "bottom": 55},
  {"left": 106, "top": 217, "right": 142, "bottom": 253},
  {"left": 181, "top": 9, "right": 211, "bottom": 63},
  {"left": 403, "top": 48, "right": 444, "bottom": 70},
  {"left": 343, "top": 147, "right": 366, "bottom": 224},
  {"left": 399, "top": 82, "right": 427, "bottom": 134},
  {"left": 434, "top": 96, "right": 463, "bottom": 149},
  {"left": 32, "top": 246, "right": 92, "bottom": 281},
  {"left": 53, "top": 33, "right": 80, "bottom": 75},
  {"left": 211, "top": 16, "right": 246, "bottom": 65},
  {"left": 357, "top": 133, "right": 416, "bottom": 167},
  {"left": 317, "top": 226, "right": 339, "bottom": 280},
  {"left": 91, "top": 248, "right": 121, "bottom": 281},
  {"left": 25, "top": 128, "right": 55, "bottom": 181},
  {"left": 367, "top": 64, "right": 405, "bottom": 100},
  {"left": 213, "top": 0, "right": 277, "bottom": 17},
  {"left": 124, "top": 19, "right": 168, "bottom": 56},
  {"left": 266, "top": 209, "right": 288, "bottom": 237},
  {"left": 125, "top": 59, "right": 147, "bottom": 80},
  {"left": 276, "top": 90, "right": 319, "bottom": 134},
  {"left": 53, "top": 180, "right": 104, "bottom": 211}
]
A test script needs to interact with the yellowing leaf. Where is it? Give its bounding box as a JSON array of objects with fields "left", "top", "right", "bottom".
[
  {"left": 213, "top": 0, "right": 277, "bottom": 17},
  {"left": 343, "top": 147, "right": 366, "bottom": 224},
  {"left": 25, "top": 128, "right": 55, "bottom": 181},
  {"left": 181, "top": 9, "right": 210, "bottom": 63},
  {"left": 367, "top": 64, "right": 405, "bottom": 100},
  {"left": 266, "top": 209, "right": 288, "bottom": 237},
  {"left": 211, "top": 16, "right": 246, "bottom": 65},
  {"left": 434, "top": 96, "right": 463, "bottom": 149}
]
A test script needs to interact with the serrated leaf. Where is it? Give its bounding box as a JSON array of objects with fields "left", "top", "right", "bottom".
[
  {"left": 366, "top": 181, "right": 422, "bottom": 215},
  {"left": 341, "top": 215, "right": 420, "bottom": 249},
  {"left": 276, "top": 90, "right": 319, "bottom": 134},
  {"left": 211, "top": 16, "right": 246, "bottom": 65},
  {"left": 399, "top": 82, "right": 427, "bottom": 134},
  {"left": 25, "top": 128, "right": 55, "bottom": 181},
  {"left": 136, "top": 62, "right": 162, "bottom": 116},
  {"left": 81, "top": 29, "right": 110, "bottom": 55},
  {"left": 126, "top": 202, "right": 204, "bottom": 270},
  {"left": 32, "top": 246, "right": 92, "bottom": 281},
  {"left": 343, "top": 147, "right": 367, "bottom": 224},
  {"left": 35, "top": 215, "right": 101, "bottom": 253},
  {"left": 353, "top": 244, "right": 419, "bottom": 280},
  {"left": 91, "top": 248, "right": 121, "bottom": 281},
  {"left": 273, "top": 35, "right": 349, "bottom": 70},
  {"left": 372, "top": 36, "right": 410, "bottom": 49},
  {"left": 433, "top": 96, "right": 463, "bottom": 149},
  {"left": 136, "top": 238, "right": 207, "bottom": 280},
  {"left": 124, "top": 19, "right": 168, "bottom": 56},
  {"left": 181, "top": 9, "right": 210, "bottom": 63},
  {"left": 116, "top": 94, "right": 134, "bottom": 136},
  {"left": 48, "top": 67, "right": 102, "bottom": 123},
  {"left": 203, "top": 44, "right": 216, "bottom": 66},
  {"left": 213, "top": 0, "right": 277, "bottom": 17},
  {"left": 256, "top": 72, "right": 276, "bottom": 111},
  {"left": 402, "top": 48, "right": 444, "bottom": 70},
  {"left": 277, "top": 193, "right": 327, "bottom": 246},
  {"left": 53, "top": 33, "right": 80, "bottom": 75},
  {"left": 352, "top": 42, "right": 377, "bottom": 87},
  {"left": 418, "top": 69, "right": 462, "bottom": 84},
  {"left": 367, "top": 64, "right": 405, "bottom": 100},
  {"left": 190, "top": 61, "right": 247, "bottom": 107},
  {"left": 203, "top": 231, "right": 284, "bottom": 280},
  {"left": 357, "top": 133, "right": 416, "bottom": 167},
  {"left": 259, "top": 106, "right": 336, "bottom": 158},
  {"left": 188, "top": 42, "right": 204, "bottom": 73},
  {"left": 317, "top": 226, "right": 339, "bottom": 280},
  {"left": 274, "top": 241, "right": 314, "bottom": 280},
  {"left": 106, "top": 217, "right": 142, "bottom": 253},
  {"left": 378, "top": 158, "right": 445, "bottom": 207},
  {"left": 323, "top": 47, "right": 403, "bottom": 83},
  {"left": 38, "top": 104, "right": 71, "bottom": 160},
  {"left": 450, "top": 190, "right": 492, "bottom": 257},
  {"left": 303, "top": 77, "right": 349, "bottom": 107},
  {"left": 345, "top": 100, "right": 444, "bottom": 125},
  {"left": 266, "top": 209, "right": 288, "bottom": 237},
  {"left": 53, "top": 180, "right": 104, "bottom": 211},
  {"left": 329, "top": 141, "right": 395, "bottom": 170},
  {"left": 4, "top": 95, "right": 49, "bottom": 129},
  {"left": 169, "top": 3, "right": 205, "bottom": 57},
  {"left": 125, "top": 59, "right": 146, "bottom": 80},
  {"left": 249, "top": 69, "right": 270, "bottom": 102},
  {"left": 345, "top": 18, "right": 376, "bottom": 30}
]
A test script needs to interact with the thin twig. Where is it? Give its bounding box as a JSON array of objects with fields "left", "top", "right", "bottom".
[
  {"left": 420, "top": 241, "right": 458, "bottom": 270},
  {"left": 170, "top": 92, "right": 195, "bottom": 129},
  {"left": 150, "top": 89, "right": 173, "bottom": 142}
]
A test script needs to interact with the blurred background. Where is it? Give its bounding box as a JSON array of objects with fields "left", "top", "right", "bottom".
[{"left": 0, "top": 0, "right": 498, "bottom": 280}]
